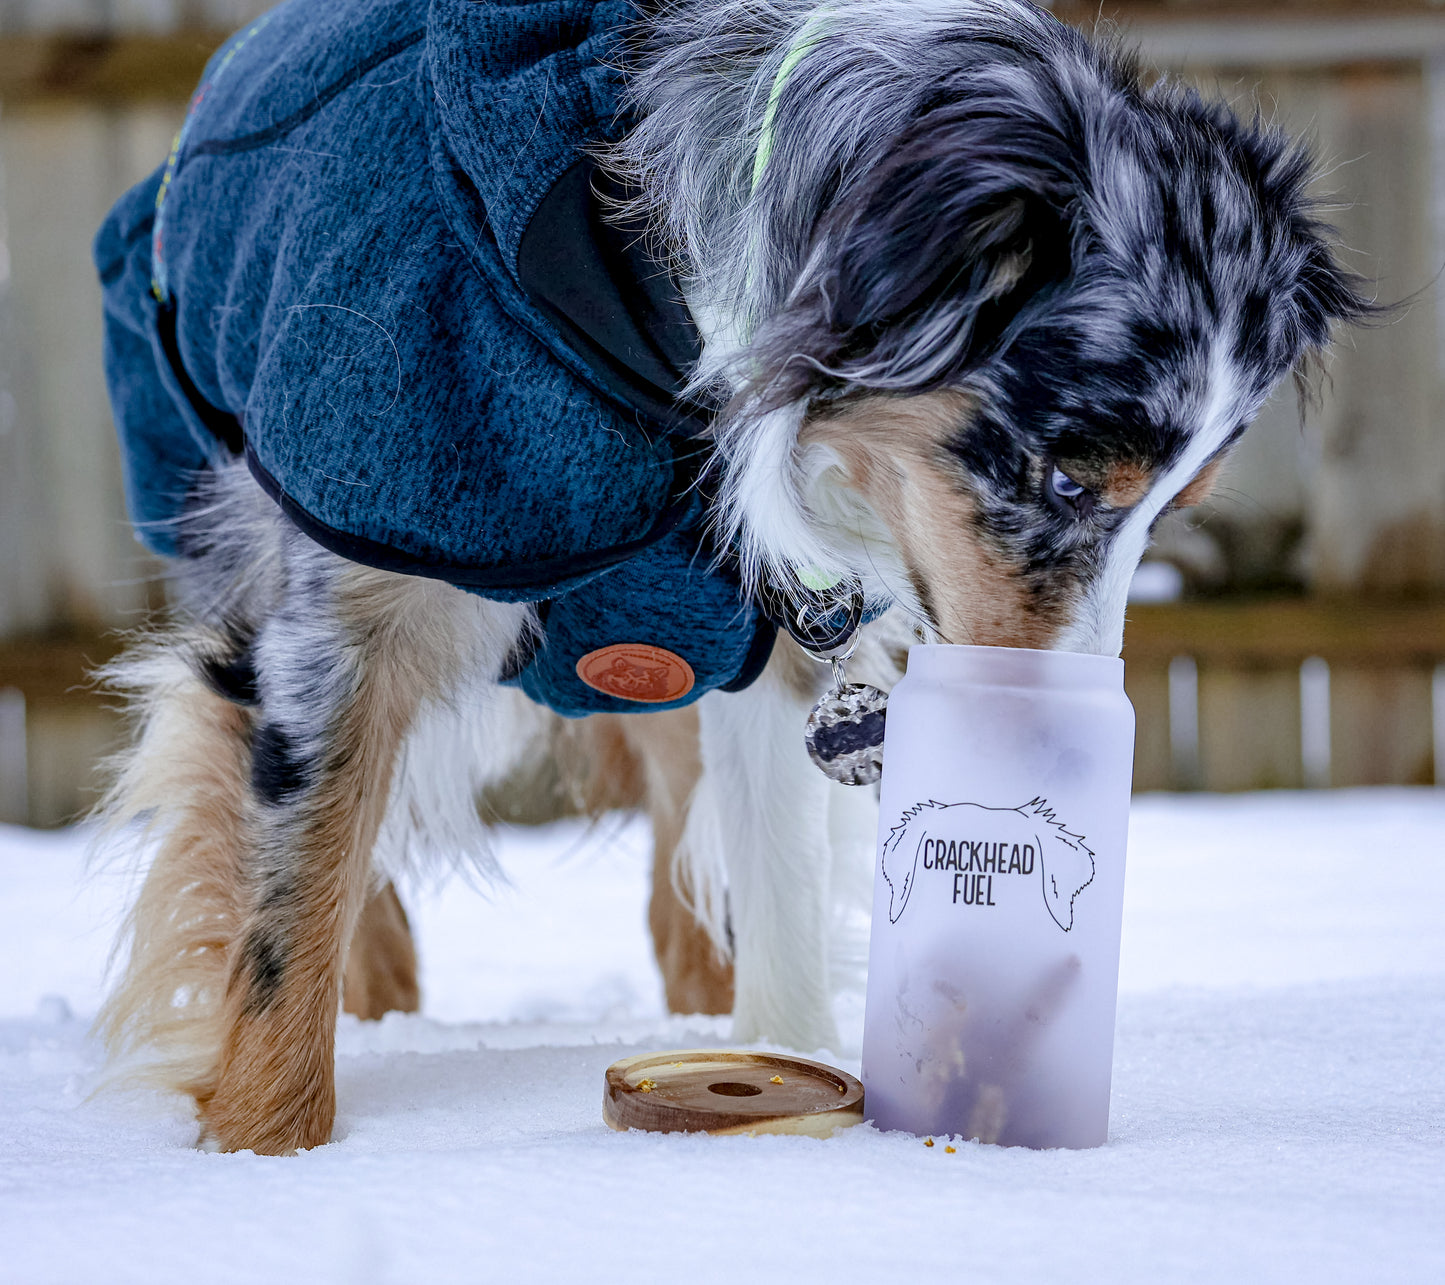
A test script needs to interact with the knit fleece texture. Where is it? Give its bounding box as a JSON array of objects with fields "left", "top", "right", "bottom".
[{"left": 95, "top": 0, "right": 775, "bottom": 716}]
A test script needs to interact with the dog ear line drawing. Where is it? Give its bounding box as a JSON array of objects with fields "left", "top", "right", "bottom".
[{"left": 880, "top": 796, "right": 1095, "bottom": 930}]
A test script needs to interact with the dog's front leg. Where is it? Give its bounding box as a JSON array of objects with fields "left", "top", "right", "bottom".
[{"left": 697, "top": 637, "right": 839, "bottom": 1052}]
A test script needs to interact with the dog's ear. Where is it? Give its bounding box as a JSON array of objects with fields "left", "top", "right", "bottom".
[
  {"left": 832, "top": 118, "right": 1073, "bottom": 336},
  {"left": 1287, "top": 226, "right": 1379, "bottom": 353},
  {"left": 1227, "top": 114, "right": 1379, "bottom": 358},
  {"left": 775, "top": 99, "right": 1079, "bottom": 395}
]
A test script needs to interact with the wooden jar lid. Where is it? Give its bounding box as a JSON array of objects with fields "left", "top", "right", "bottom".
[{"left": 603, "top": 1049, "right": 865, "bottom": 1137}]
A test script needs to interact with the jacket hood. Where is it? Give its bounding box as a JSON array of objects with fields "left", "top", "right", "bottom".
[
  {"left": 427, "top": 0, "right": 705, "bottom": 425},
  {"left": 428, "top": 0, "right": 636, "bottom": 284}
]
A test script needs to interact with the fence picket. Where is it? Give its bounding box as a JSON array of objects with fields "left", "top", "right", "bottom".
[
  {"left": 1198, "top": 665, "right": 1305, "bottom": 791},
  {"left": 1329, "top": 665, "right": 1436, "bottom": 787},
  {"left": 1124, "top": 658, "right": 1172, "bottom": 792}
]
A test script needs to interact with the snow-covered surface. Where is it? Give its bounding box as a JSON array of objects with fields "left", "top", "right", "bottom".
[{"left": 2, "top": 791, "right": 1442, "bottom": 1283}]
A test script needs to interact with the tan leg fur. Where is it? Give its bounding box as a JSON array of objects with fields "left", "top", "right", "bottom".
[
  {"left": 196, "top": 569, "right": 468, "bottom": 1154},
  {"left": 342, "top": 881, "right": 420, "bottom": 1021},
  {"left": 555, "top": 711, "right": 734, "bottom": 1015}
]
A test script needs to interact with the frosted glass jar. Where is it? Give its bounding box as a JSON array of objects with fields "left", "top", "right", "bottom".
[{"left": 861, "top": 644, "right": 1135, "bottom": 1149}]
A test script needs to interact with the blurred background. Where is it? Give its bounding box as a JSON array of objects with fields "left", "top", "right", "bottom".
[{"left": 0, "top": 0, "right": 1443, "bottom": 826}]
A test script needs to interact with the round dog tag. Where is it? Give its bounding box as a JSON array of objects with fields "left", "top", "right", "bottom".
[{"left": 805, "top": 681, "right": 888, "bottom": 785}]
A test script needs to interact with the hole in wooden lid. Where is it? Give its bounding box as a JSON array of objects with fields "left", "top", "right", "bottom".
[{"left": 707, "top": 1081, "right": 763, "bottom": 1097}]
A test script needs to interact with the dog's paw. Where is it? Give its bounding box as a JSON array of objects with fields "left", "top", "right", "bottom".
[
  {"left": 198, "top": 1048, "right": 337, "bottom": 1155},
  {"left": 196, "top": 1097, "right": 333, "bottom": 1156}
]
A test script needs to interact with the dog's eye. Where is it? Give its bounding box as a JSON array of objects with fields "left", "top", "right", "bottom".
[
  {"left": 1047, "top": 467, "right": 1095, "bottom": 516},
  {"left": 1051, "top": 469, "right": 1086, "bottom": 498}
]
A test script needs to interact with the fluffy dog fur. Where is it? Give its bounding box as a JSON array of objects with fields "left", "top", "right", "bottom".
[{"left": 98, "top": 0, "right": 1370, "bottom": 1153}]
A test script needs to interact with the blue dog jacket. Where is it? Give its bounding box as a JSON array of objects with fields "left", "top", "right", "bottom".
[{"left": 95, "top": 0, "right": 777, "bottom": 716}]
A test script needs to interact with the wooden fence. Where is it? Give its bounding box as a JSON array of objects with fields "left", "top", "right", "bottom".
[
  {"left": 3, "top": 598, "right": 1443, "bottom": 826},
  {"left": 1, "top": 2, "right": 1443, "bottom": 824},
  {"left": 1123, "top": 599, "right": 1445, "bottom": 791}
]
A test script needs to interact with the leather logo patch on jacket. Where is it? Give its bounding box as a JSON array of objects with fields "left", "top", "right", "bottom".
[{"left": 576, "top": 644, "right": 695, "bottom": 703}]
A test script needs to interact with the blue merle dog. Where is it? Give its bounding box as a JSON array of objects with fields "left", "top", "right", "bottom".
[{"left": 96, "top": 0, "right": 1369, "bottom": 1153}]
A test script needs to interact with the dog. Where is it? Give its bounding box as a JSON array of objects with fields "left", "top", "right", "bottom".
[{"left": 93, "top": 0, "right": 1369, "bottom": 1154}]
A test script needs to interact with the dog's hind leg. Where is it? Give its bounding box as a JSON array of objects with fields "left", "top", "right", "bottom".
[
  {"left": 646, "top": 794, "right": 735, "bottom": 1016},
  {"left": 610, "top": 710, "right": 735, "bottom": 1016},
  {"left": 342, "top": 880, "right": 419, "bottom": 1020},
  {"left": 531, "top": 710, "right": 733, "bottom": 1014},
  {"left": 695, "top": 637, "right": 839, "bottom": 1052},
  {"left": 196, "top": 554, "right": 521, "bottom": 1154},
  {"left": 98, "top": 463, "right": 529, "bottom": 1151}
]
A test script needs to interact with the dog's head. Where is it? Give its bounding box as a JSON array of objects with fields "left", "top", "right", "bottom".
[{"left": 651, "top": 1, "right": 1374, "bottom": 654}]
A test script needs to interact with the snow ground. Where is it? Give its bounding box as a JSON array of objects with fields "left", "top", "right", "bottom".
[{"left": 2, "top": 791, "right": 1442, "bottom": 1283}]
